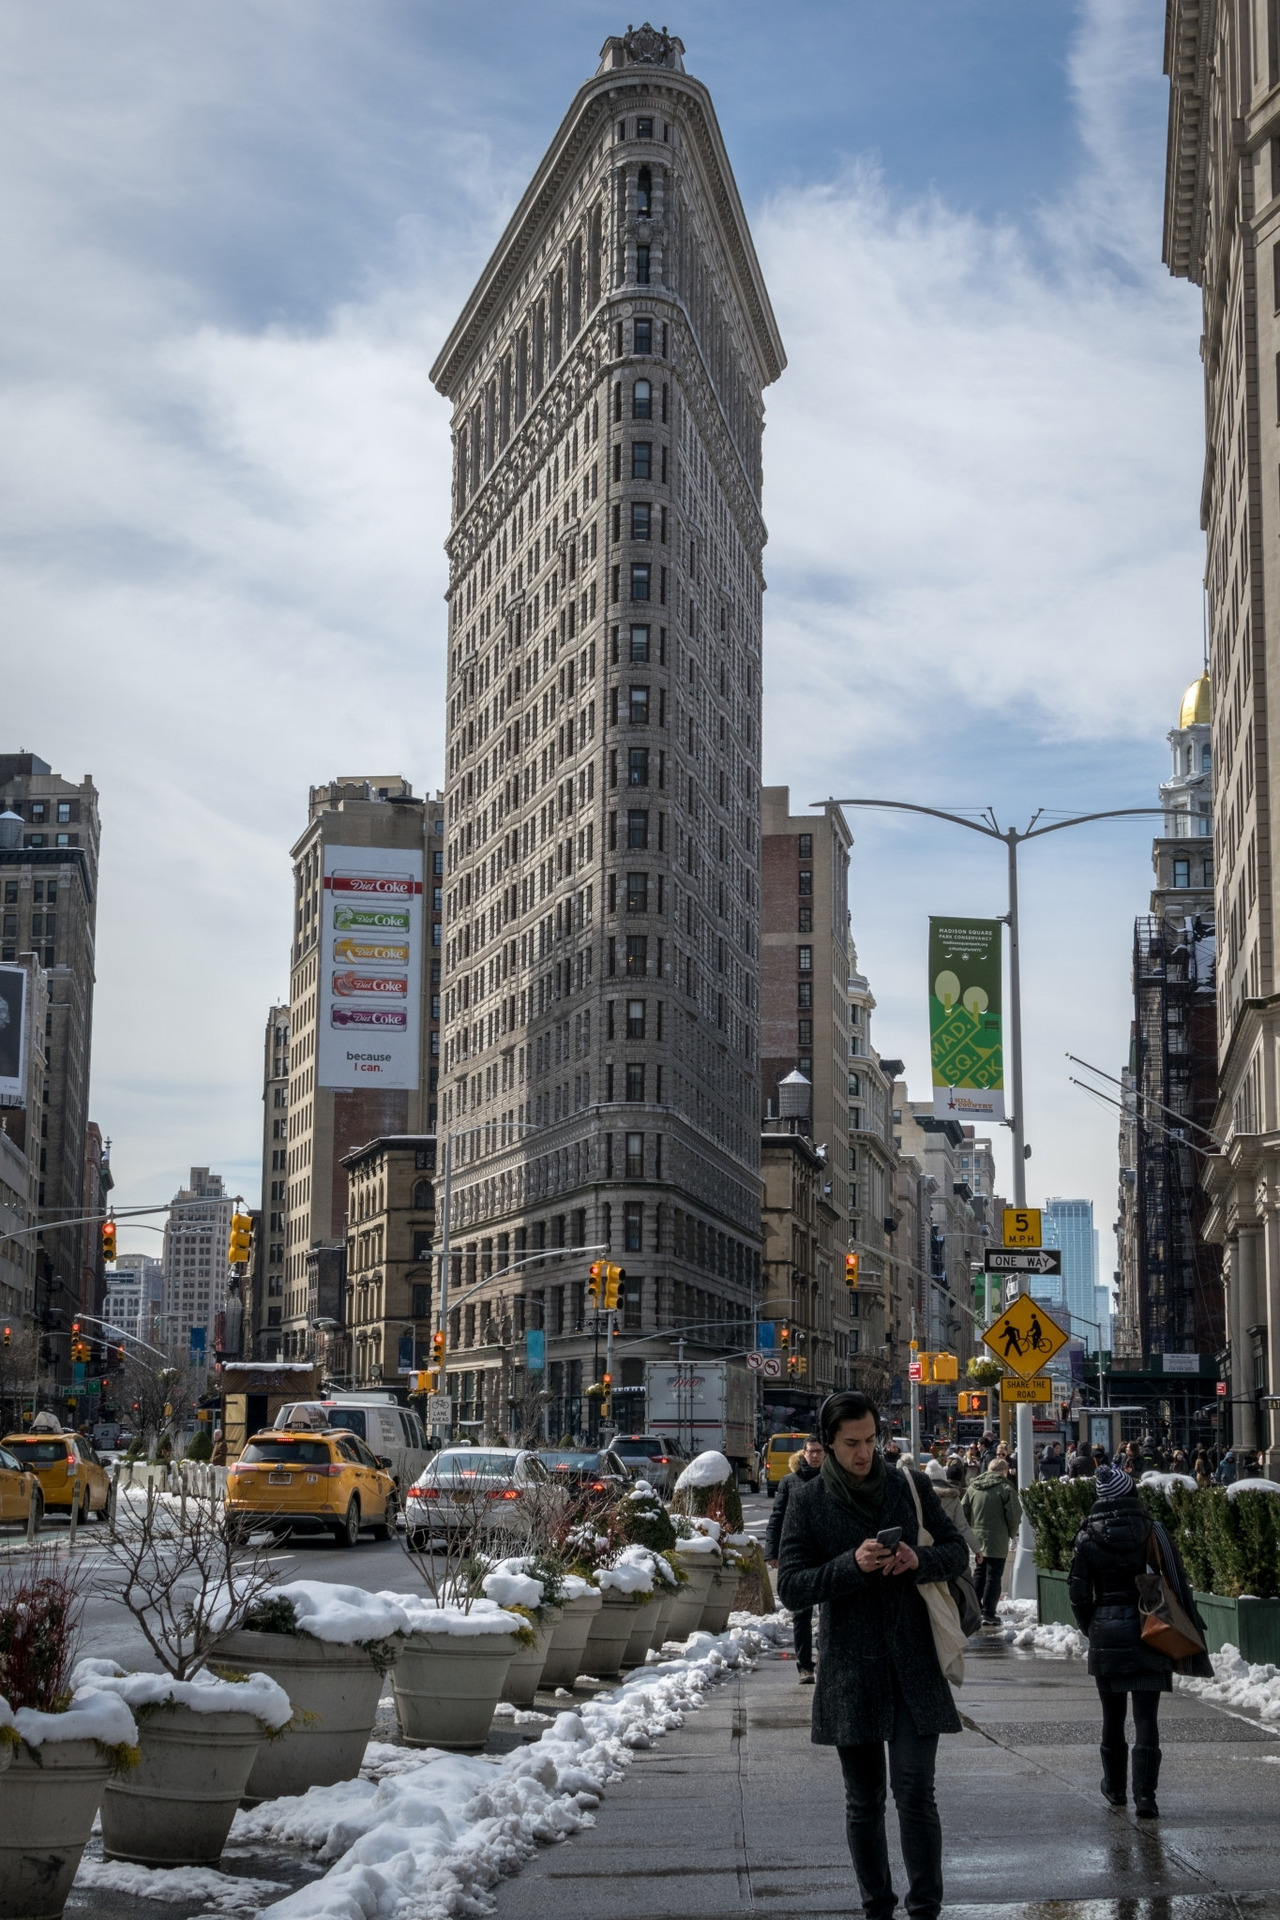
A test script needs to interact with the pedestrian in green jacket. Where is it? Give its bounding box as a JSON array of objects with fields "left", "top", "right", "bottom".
[{"left": 961, "top": 1460, "right": 1022, "bottom": 1624}]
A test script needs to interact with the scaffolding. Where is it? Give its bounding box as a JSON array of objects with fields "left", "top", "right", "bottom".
[{"left": 1131, "top": 912, "right": 1223, "bottom": 1361}]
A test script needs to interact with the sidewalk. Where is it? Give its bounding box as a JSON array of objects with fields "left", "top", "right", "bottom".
[{"left": 489, "top": 1633, "right": 1280, "bottom": 1920}]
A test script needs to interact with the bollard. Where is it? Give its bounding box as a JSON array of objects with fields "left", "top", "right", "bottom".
[
  {"left": 106, "top": 1469, "right": 118, "bottom": 1537},
  {"left": 67, "top": 1477, "right": 79, "bottom": 1548},
  {"left": 26, "top": 1487, "right": 41, "bottom": 1545}
]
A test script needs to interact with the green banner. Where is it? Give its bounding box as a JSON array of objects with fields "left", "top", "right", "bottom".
[{"left": 928, "top": 917, "right": 1005, "bottom": 1122}]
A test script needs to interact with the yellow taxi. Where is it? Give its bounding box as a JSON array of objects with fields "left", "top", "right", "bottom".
[
  {"left": 225, "top": 1427, "right": 397, "bottom": 1548},
  {"left": 763, "top": 1431, "right": 811, "bottom": 1496},
  {"left": 0, "top": 1442, "right": 42, "bottom": 1527},
  {"left": 2, "top": 1431, "right": 111, "bottom": 1519}
]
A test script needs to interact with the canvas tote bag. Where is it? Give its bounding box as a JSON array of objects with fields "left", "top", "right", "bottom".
[{"left": 901, "top": 1468, "right": 972, "bottom": 1686}]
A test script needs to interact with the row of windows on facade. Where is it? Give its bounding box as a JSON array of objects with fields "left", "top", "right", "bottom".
[
  {"left": 2, "top": 800, "right": 79, "bottom": 824},
  {"left": 1171, "top": 857, "right": 1213, "bottom": 888}
]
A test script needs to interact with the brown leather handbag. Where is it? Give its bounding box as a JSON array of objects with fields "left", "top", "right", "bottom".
[{"left": 1136, "top": 1528, "right": 1205, "bottom": 1661}]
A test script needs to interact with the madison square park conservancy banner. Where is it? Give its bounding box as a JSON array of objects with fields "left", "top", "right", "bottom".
[
  {"left": 0, "top": 965, "right": 28, "bottom": 1103},
  {"left": 928, "top": 917, "right": 1005, "bottom": 1123},
  {"left": 317, "top": 846, "right": 423, "bottom": 1091}
]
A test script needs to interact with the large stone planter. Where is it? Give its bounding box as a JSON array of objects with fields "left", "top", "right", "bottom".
[
  {"left": 620, "top": 1593, "right": 664, "bottom": 1669},
  {"left": 667, "top": 1555, "right": 719, "bottom": 1641},
  {"left": 0, "top": 1741, "right": 111, "bottom": 1920},
  {"left": 700, "top": 1563, "right": 742, "bottom": 1636},
  {"left": 647, "top": 1590, "right": 676, "bottom": 1654},
  {"left": 100, "top": 1703, "right": 263, "bottom": 1866},
  {"left": 214, "top": 1629, "right": 388, "bottom": 1803},
  {"left": 541, "top": 1589, "right": 601, "bottom": 1689},
  {"left": 583, "top": 1588, "right": 638, "bottom": 1679},
  {"left": 392, "top": 1631, "right": 515, "bottom": 1751},
  {"left": 501, "top": 1614, "right": 558, "bottom": 1706}
]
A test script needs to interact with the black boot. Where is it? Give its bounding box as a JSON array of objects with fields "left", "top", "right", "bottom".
[
  {"left": 1099, "top": 1743, "right": 1127, "bottom": 1807},
  {"left": 1131, "top": 1746, "right": 1161, "bottom": 1817}
]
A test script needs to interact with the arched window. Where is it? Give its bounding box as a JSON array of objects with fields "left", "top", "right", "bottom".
[
  {"left": 412, "top": 1179, "right": 434, "bottom": 1210},
  {"left": 637, "top": 166, "right": 652, "bottom": 216},
  {"left": 633, "top": 379, "right": 652, "bottom": 419}
]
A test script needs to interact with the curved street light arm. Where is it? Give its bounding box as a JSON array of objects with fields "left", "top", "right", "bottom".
[
  {"left": 816, "top": 797, "right": 1003, "bottom": 839},
  {"left": 1021, "top": 806, "right": 1164, "bottom": 840}
]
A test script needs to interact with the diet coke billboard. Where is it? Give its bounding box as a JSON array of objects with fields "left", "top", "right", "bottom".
[{"left": 317, "top": 845, "right": 423, "bottom": 1089}]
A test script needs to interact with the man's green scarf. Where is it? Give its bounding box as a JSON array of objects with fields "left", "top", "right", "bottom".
[{"left": 821, "top": 1448, "right": 887, "bottom": 1526}]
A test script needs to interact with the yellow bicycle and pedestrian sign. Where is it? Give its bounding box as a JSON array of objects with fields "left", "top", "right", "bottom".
[{"left": 981, "top": 1294, "right": 1069, "bottom": 1381}]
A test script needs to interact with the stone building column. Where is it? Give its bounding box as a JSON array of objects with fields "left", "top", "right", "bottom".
[{"left": 1230, "top": 1225, "right": 1260, "bottom": 1451}]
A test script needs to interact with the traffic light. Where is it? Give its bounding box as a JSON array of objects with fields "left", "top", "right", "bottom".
[
  {"left": 431, "top": 1329, "right": 445, "bottom": 1365},
  {"left": 587, "top": 1261, "right": 604, "bottom": 1303},
  {"left": 227, "top": 1213, "right": 253, "bottom": 1265},
  {"left": 2, "top": 1325, "right": 9, "bottom": 1349},
  {"left": 604, "top": 1264, "right": 624, "bottom": 1311},
  {"left": 780, "top": 1325, "right": 791, "bottom": 1350},
  {"left": 101, "top": 1219, "right": 116, "bottom": 1263},
  {"left": 601, "top": 1369, "right": 612, "bottom": 1414},
  {"left": 931, "top": 1352, "right": 958, "bottom": 1383},
  {"left": 845, "top": 1252, "right": 859, "bottom": 1289}
]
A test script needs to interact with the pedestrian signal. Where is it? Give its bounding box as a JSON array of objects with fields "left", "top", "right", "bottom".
[
  {"left": 101, "top": 1219, "right": 116, "bottom": 1263},
  {"left": 227, "top": 1214, "right": 253, "bottom": 1265},
  {"left": 845, "top": 1253, "right": 859, "bottom": 1289},
  {"left": 604, "top": 1264, "right": 624, "bottom": 1310},
  {"left": 587, "top": 1261, "right": 604, "bottom": 1303}
]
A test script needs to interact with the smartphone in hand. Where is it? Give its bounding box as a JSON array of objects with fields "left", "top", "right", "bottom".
[{"left": 876, "top": 1526, "right": 903, "bottom": 1551}]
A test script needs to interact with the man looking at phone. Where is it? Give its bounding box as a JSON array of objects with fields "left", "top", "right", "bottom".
[
  {"left": 777, "top": 1390, "right": 967, "bottom": 1920},
  {"left": 765, "top": 1433, "right": 825, "bottom": 1683}
]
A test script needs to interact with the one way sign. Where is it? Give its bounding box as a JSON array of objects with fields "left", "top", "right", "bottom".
[{"left": 984, "top": 1248, "right": 1062, "bottom": 1276}]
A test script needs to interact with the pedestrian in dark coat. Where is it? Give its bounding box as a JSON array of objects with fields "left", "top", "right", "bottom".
[
  {"left": 1068, "top": 1461, "right": 1210, "bottom": 1817},
  {"left": 778, "top": 1390, "right": 967, "bottom": 1920},
  {"left": 765, "top": 1434, "right": 824, "bottom": 1682}
]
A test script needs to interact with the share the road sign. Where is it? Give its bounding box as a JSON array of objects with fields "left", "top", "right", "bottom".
[
  {"left": 984, "top": 1248, "right": 1063, "bottom": 1276},
  {"left": 981, "top": 1294, "right": 1070, "bottom": 1380},
  {"left": 1001, "top": 1377, "right": 1053, "bottom": 1404}
]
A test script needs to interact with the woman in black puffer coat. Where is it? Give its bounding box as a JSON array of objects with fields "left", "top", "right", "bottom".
[{"left": 1068, "top": 1462, "right": 1209, "bottom": 1818}]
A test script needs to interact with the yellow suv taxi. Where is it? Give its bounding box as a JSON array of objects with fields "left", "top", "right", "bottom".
[
  {"left": 0, "top": 1443, "right": 42, "bottom": 1527},
  {"left": 225, "top": 1428, "right": 397, "bottom": 1548},
  {"left": 2, "top": 1432, "right": 111, "bottom": 1520},
  {"left": 763, "top": 1431, "right": 811, "bottom": 1495}
]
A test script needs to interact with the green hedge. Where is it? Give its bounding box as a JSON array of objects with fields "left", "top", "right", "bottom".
[{"left": 1022, "top": 1478, "right": 1280, "bottom": 1597}]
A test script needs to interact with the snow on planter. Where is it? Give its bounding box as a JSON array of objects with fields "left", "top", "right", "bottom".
[
  {"left": 594, "top": 1544, "right": 674, "bottom": 1595},
  {"left": 234, "top": 1624, "right": 771, "bottom": 1920},
  {"left": 386, "top": 1593, "right": 525, "bottom": 1637},
  {"left": 1138, "top": 1471, "right": 1199, "bottom": 1492},
  {"left": 71, "top": 1658, "right": 292, "bottom": 1731},
  {"left": 481, "top": 1560, "right": 546, "bottom": 1611},
  {"left": 1224, "top": 1478, "right": 1280, "bottom": 1499},
  {"left": 253, "top": 1582, "right": 410, "bottom": 1644},
  {"left": 674, "top": 1450, "right": 732, "bottom": 1491},
  {"left": 11, "top": 1685, "right": 138, "bottom": 1753}
]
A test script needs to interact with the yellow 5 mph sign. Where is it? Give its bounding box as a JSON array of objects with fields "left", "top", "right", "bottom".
[
  {"left": 981, "top": 1294, "right": 1069, "bottom": 1381},
  {"left": 1002, "top": 1207, "right": 1042, "bottom": 1248}
]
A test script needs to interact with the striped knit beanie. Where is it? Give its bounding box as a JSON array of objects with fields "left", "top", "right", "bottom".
[{"left": 1094, "top": 1462, "right": 1133, "bottom": 1501}]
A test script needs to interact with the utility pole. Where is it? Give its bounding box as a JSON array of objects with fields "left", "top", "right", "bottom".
[{"left": 824, "top": 797, "right": 1160, "bottom": 1600}]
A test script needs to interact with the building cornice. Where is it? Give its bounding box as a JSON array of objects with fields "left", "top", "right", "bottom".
[
  {"left": 1162, "top": 0, "right": 1215, "bottom": 283},
  {"left": 430, "top": 66, "right": 784, "bottom": 399}
]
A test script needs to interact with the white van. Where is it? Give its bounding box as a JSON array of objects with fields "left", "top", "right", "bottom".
[{"left": 273, "top": 1395, "right": 436, "bottom": 1493}]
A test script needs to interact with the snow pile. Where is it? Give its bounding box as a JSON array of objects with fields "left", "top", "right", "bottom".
[
  {"left": 72, "top": 1658, "right": 292, "bottom": 1731},
  {"left": 390, "top": 1593, "right": 524, "bottom": 1639},
  {"left": 74, "top": 1858, "right": 289, "bottom": 1911},
  {"left": 595, "top": 1545, "right": 673, "bottom": 1596},
  {"left": 559, "top": 1575, "right": 594, "bottom": 1602},
  {"left": 262, "top": 1582, "right": 408, "bottom": 1645},
  {"left": 235, "top": 1624, "right": 770, "bottom": 1920},
  {"left": 673, "top": 1451, "right": 732, "bottom": 1491},
  {"left": 1007, "top": 1620, "right": 1087, "bottom": 1658},
  {"left": 481, "top": 1559, "right": 546, "bottom": 1611},
  {"left": 728, "top": 1609, "right": 791, "bottom": 1644},
  {"left": 14, "top": 1684, "right": 138, "bottom": 1750},
  {"left": 1177, "top": 1641, "right": 1280, "bottom": 1721},
  {"left": 1139, "top": 1471, "right": 1198, "bottom": 1493},
  {"left": 1226, "top": 1478, "right": 1280, "bottom": 1500}
]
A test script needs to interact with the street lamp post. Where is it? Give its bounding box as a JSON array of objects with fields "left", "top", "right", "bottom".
[{"left": 823, "top": 797, "right": 1159, "bottom": 1599}]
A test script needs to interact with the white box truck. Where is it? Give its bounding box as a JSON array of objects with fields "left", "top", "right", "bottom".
[{"left": 644, "top": 1359, "right": 757, "bottom": 1488}]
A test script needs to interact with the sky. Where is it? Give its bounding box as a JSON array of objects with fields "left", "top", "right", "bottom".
[{"left": 0, "top": 0, "right": 1207, "bottom": 1287}]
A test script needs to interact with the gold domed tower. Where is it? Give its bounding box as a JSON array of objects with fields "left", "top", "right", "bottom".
[{"left": 1154, "top": 671, "right": 1214, "bottom": 906}]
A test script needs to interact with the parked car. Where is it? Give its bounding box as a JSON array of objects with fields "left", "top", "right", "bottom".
[
  {"left": 2, "top": 1431, "right": 111, "bottom": 1520},
  {"left": 611, "top": 1433, "right": 687, "bottom": 1496},
  {"left": 272, "top": 1396, "right": 435, "bottom": 1493},
  {"left": 0, "top": 1444, "right": 42, "bottom": 1527},
  {"left": 538, "top": 1448, "right": 631, "bottom": 1493},
  {"left": 224, "top": 1428, "right": 397, "bottom": 1547},
  {"left": 403, "top": 1447, "right": 559, "bottom": 1549},
  {"left": 762, "top": 1431, "right": 811, "bottom": 1496}
]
